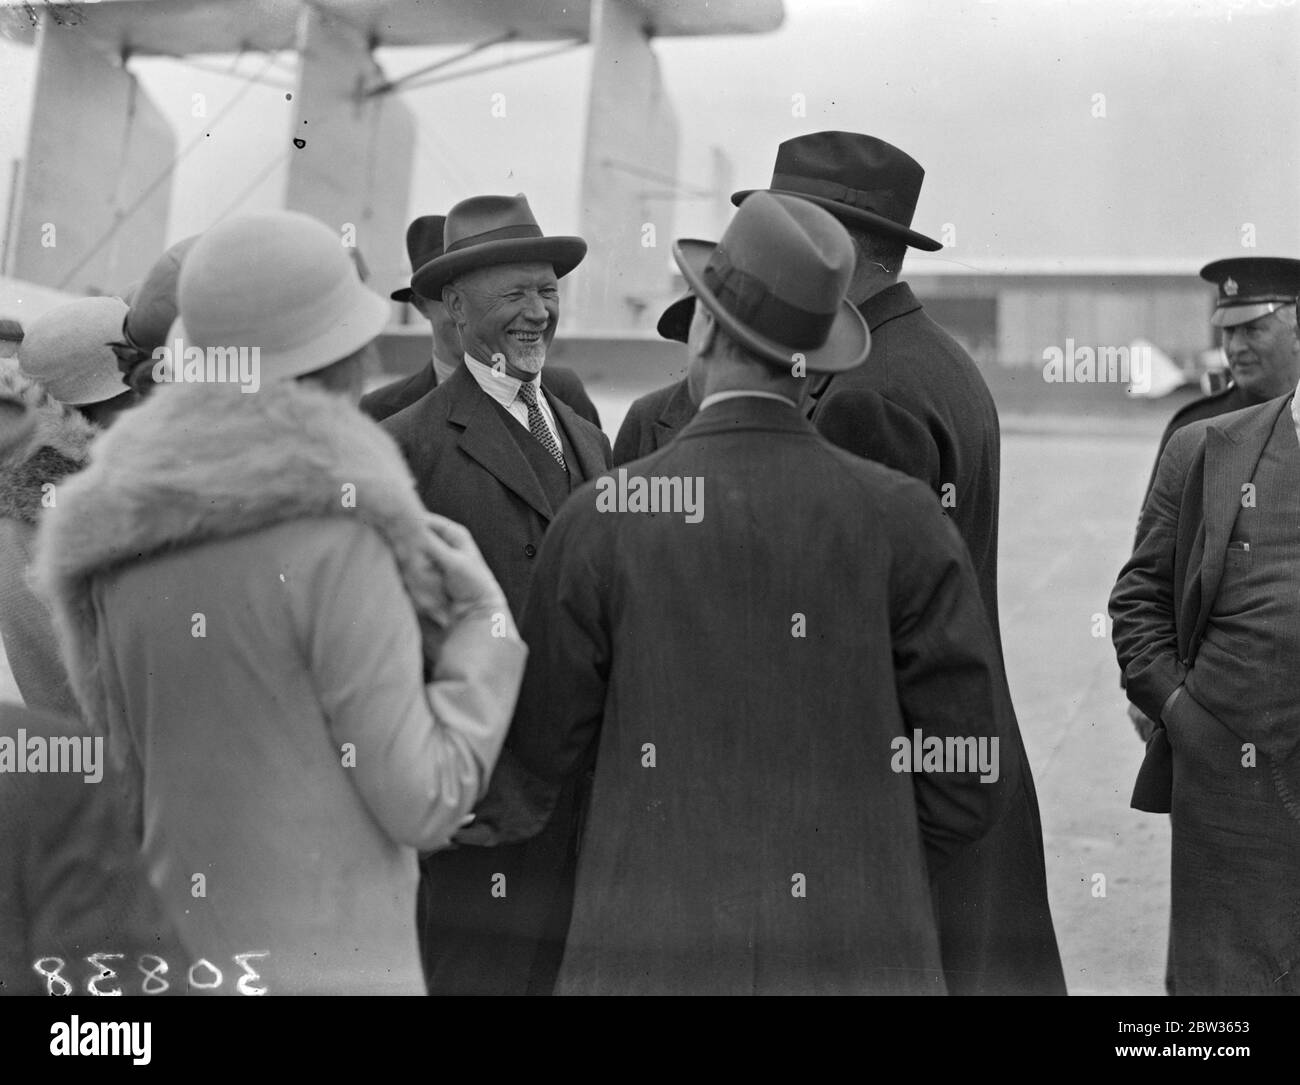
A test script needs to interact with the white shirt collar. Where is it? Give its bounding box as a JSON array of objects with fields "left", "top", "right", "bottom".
[
  {"left": 462, "top": 352, "right": 541, "bottom": 412},
  {"left": 698, "top": 389, "right": 800, "bottom": 413}
]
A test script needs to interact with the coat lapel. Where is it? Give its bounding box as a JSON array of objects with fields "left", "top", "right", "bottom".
[
  {"left": 1196, "top": 397, "right": 1290, "bottom": 641},
  {"left": 547, "top": 389, "right": 608, "bottom": 482},
  {"left": 446, "top": 366, "right": 554, "bottom": 521}
]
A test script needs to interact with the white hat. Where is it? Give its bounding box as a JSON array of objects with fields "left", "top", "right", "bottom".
[
  {"left": 178, "top": 211, "right": 390, "bottom": 383},
  {"left": 17, "top": 296, "right": 130, "bottom": 405}
]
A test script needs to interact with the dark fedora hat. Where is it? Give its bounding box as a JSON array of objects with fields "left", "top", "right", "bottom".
[
  {"left": 733, "top": 131, "right": 942, "bottom": 251},
  {"left": 412, "top": 195, "right": 586, "bottom": 299},
  {"left": 672, "top": 191, "right": 869, "bottom": 374},
  {"left": 656, "top": 293, "right": 695, "bottom": 343},
  {"left": 391, "top": 215, "right": 446, "bottom": 302}
]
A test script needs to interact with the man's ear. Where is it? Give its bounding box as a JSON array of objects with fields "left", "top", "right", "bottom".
[
  {"left": 696, "top": 306, "right": 719, "bottom": 357},
  {"left": 441, "top": 283, "right": 465, "bottom": 326}
]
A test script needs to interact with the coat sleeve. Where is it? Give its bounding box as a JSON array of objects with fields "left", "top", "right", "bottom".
[
  {"left": 814, "top": 387, "right": 943, "bottom": 493},
  {"left": 1109, "top": 425, "right": 1197, "bottom": 723},
  {"left": 449, "top": 499, "right": 609, "bottom": 847},
  {"left": 1139, "top": 414, "right": 1181, "bottom": 511},
  {"left": 504, "top": 500, "right": 611, "bottom": 800},
  {"left": 884, "top": 477, "right": 1018, "bottom": 870},
  {"left": 297, "top": 522, "right": 527, "bottom": 852}
]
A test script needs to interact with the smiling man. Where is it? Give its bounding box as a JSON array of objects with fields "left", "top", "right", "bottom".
[
  {"left": 361, "top": 215, "right": 600, "bottom": 427},
  {"left": 382, "top": 194, "right": 611, "bottom": 995}
]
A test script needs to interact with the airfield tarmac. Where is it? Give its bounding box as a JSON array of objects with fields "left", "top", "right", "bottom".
[{"left": 0, "top": 389, "right": 1174, "bottom": 996}]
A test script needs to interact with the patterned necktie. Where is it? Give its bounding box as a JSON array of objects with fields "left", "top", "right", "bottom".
[{"left": 517, "top": 380, "right": 567, "bottom": 470}]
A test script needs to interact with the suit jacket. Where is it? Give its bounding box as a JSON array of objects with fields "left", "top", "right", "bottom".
[
  {"left": 808, "top": 282, "right": 1002, "bottom": 635},
  {"left": 382, "top": 362, "right": 611, "bottom": 995},
  {"left": 363, "top": 358, "right": 602, "bottom": 429},
  {"left": 1111, "top": 394, "right": 1294, "bottom": 803},
  {"left": 1141, "top": 382, "right": 1262, "bottom": 505},
  {"left": 611, "top": 378, "right": 694, "bottom": 465},
  {"left": 382, "top": 363, "right": 611, "bottom": 616},
  {"left": 1111, "top": 394, "right": 1300, "bottom": 994},
  {"left": 505, "top": 396, "right": 1019, "bottom": 994}
]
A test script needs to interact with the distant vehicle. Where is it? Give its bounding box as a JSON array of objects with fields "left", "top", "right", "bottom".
[{"left": 1126, "top": 338, "right": 1228, "bottom": 399}]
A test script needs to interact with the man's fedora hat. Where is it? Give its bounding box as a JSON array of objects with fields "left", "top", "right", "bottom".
[
  {"left": 1200, "top": 256, "right": 1300, "bottom": 328},
  {"left": 672, "top": 191, "right": 870, "bottom": 374},
  {"left": 391, "top": 215, "right": 446, "bottom": 303},
  {"left": 733, "top": 131, "right": 942, "bottom": 252},
  {"left": 412, "top": 194, "right": 586, "bottom": 299},
  {"left": 656, "top": 293, "right": 695, "bottom": 343}
]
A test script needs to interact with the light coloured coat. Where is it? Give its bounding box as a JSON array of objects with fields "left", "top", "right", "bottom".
[{"left": 33, "top": 380, "right": 526, "bottom": 994}]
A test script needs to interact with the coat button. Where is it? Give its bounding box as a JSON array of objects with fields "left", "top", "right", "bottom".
[{"left": 524, "top": 544, "right": 537, "bottom": 558}]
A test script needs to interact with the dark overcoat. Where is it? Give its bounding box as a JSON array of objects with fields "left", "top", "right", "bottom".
[
  {"left": 611, "top": 377, "right": 694, "bottom": 465},
  {"left": 808, "top": 282, "right": 1063, "bottom": 994},
  {"left": 506, "top": 397, "right": 1022, "bottom": 995},
  {"left": 382, "top": 363, "right": 611, "bottom": 994},
  {"left": 809, "top": 282, "right": 1001, "bottom": 630},
  {"left": 1110, "top": 395, "right": 1300, "bottom": 994},
  {"left": 363, "top": 359, "right": 601, "bottom": 428}
]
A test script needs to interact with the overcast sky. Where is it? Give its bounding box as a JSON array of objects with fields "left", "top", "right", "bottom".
[{"left": 1, "top": 0, "right": 1297, "bottom": 277}]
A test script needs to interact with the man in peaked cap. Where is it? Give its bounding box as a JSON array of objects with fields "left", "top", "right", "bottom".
[
  {"left": 1123, "top": 258, "right": 1300, "bottom": 746},
  {"left": 362, "top": 214, "right": 600, "bottom": 427},
  {"left": 611, "top": 292, "right": 696, "bottom": 465},
  {"left": 480, "top": 190, "right": 1020, "bottom": 994},
  {"left": 382, "top": 194, "right": 611, "bottom": 995},
  {"left": 736, "top": 131, "right": 1064, "bottom": 995},
  {"left": 1111, "top": 282, "right": 1300, "bottom": 994},
  {"left": 1140, "top": 256, "right": 1300, "bottom": 498}
]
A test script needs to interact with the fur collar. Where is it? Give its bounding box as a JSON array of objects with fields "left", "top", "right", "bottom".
[
  {"left": 0, "top": 363, "right": 98, "bottom": 524},
  {"left": 33, "top": 379, "right": 448, "bottom": 731}
]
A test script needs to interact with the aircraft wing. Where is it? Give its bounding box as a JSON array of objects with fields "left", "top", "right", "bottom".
[{"left": 1, "top": 0, "right": 783, "bottom": 55}]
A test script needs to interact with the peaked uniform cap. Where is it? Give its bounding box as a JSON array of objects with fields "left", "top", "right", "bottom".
[{"left": 1200, "top": 256, "right": 1300, "bottom": 328}]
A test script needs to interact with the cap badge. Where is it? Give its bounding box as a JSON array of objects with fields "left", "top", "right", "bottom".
[{"left": 1223, "top": 277, "right": 1238, "bottom": 297}]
